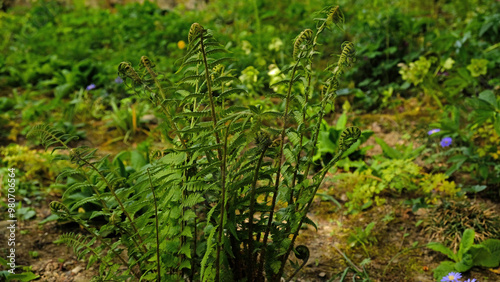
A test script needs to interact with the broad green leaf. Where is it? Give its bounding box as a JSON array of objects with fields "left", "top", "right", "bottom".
[
  {"left": 432, "top": 261, "right": 455, "bottom": 280},
  {"left": 478, "top": 90, "right": 497, "bottom": 109},
  {"left": 469, "top": 245, "right": 496, "bottom": 267},
  {"left": 427, "top": 242, "right": 455, "bottom": 261},
  {"left": 458, "top": 229, "right": 475, "bottom": 260},
  {"left": 335, "top": 113, "right": 347, "bottom": 130}
]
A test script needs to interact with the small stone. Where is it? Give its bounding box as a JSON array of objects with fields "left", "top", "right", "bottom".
[
  {"left": 318, "top": 272, "right": 326, "bottom": 278},
  {"left": 72, "top": 265, "right": 84, "bottom": 274}
]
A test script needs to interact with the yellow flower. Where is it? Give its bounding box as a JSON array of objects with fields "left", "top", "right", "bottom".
[{"left": 177, "top": 40, "right": 186, "bottom": 50}]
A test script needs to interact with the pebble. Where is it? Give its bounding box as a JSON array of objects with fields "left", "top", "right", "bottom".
[{"left": 72, "top": 265, "right": 84, "bottom": 274}]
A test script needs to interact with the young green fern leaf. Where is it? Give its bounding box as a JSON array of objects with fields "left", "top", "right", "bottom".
[
  {"left": 338, "top": 126, "right": 361, "bottom": 151},
  {"left": 286, "top": 245, "right": 310, "bottom": 282},
  {"left": 326, "top": 5, "right": 344, "bottom": 30},
  {"left": 49, "top": 201, "right": 70, "bottom": 217},
  {"left": 118, "top": 61, "right": 142, "bottom": 85},
  {"left": 188, "top": 22, "right": 204, "bottom": 45},
  {"left": 293, "top": 29, "right": 314, "bottom": 60}
]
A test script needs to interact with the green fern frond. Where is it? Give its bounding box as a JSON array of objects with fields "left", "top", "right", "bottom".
[
  {"left": 205, "top": 48, "right": 229, "bottom": 56},
  {"left": 56, "top": 169, "right": 86, "bottom": 182},
  {"left": 55, "top": 233, "right": 98, "bottom": 261},
  {"left": 62, "top": 182, "right": 96, "bottom": 199},
  {"left": 208, "top": 57, "right": 235, "bottom": 69},
  {"left": 27, "top": 124, "right": 78, "bottom": 153},
  {"left": 215, "top": 88, "right": 248, "bottom": 101}
]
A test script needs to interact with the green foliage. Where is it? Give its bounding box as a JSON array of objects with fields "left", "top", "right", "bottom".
[
  {"left": 428, "top": 229, "right": 500, "bottom": 280},
  {"left": 27, "top": 6, "right": 360, "bottom": 281},
  {"left": 427, "top": 90, "right": 500, "bottom": 189},
  {"left": 337, "top": 157, "right": 458, "bottom": 214},
  {"left": 374, "top": 137, "right": 425, "bottom": 160},
  {"left": 314, "top": 106, "right": 373, "bottom": 169},
  {"left": 0, "top": 257, "right": 39, "bottom": 281},
  {"left": 347, "top": 222, "right": 377, "bottom": 256}
]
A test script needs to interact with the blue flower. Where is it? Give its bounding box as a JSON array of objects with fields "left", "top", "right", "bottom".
[
  {"left": 115, "top": 77, "right": 124, "bottom": 84},
  {"left": 86, "top": 83, "right": 96, "bottom": 91},
  {"left": 441, "top": 272, "right": 462, "bottom": 282},
  {"left": 428, "top": 129, "right": 441, "bottom": 135},
  {"left": 440, "top": 137, "right": 452, "bottom": 147},
  {"left": 464, "top": 279, "right": 476, "bottom": 282}
]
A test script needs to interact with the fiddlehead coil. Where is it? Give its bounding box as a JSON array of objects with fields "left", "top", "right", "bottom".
[
  {"left": 326, "top": 5, "right": 344, "bottom": 29},
  {"left": 139, "top": 55, "right": 156, "bottom": 76},
  {"left": 286, "top": 245, "right": 310, "bottom": 282},
  {"left": 338, "top": 126, "right": 361, "bottom": 151},
  {"left": 118, "top": 62, "right": 141, "bottom": 85},
  {"left": 293, "top": 29, "right": 314, "bottom": 60},
  {"left": 188, "top": 23, "right": 204, "bottom": 45},
  {"left": 339, "top": 41, "right": 355, "bottom": 68},
  {"left": 294, "top": 245, "right": 310, "bottom": 261},
  {"left": 49, "top": 201, "right": 70, "bottom": 217}
]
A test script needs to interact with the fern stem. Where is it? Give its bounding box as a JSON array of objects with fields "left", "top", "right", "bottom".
[
  {"left": 290, "top": 66, "right": 313, "bottom": 205},
  {"left": 247, "top": 145, "right": 268, "bottom": 281},
  {"left": 147, "top": 168, "right": 162, "bottom": 282},
  {"left": 257, "top": 59, "right": 301, "bottom": 279},
  {"left": 200, "top": 32, "right": 223, "bottom": 160},
  {"left": 216, "top": 122, "right": 230, "bottom": 282}
]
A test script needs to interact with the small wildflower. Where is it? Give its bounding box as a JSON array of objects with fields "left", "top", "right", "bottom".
[
  {"left": 428, "top": 129, "right": 441, "bottom": 135},
  {"left": 177, "top": 40, "right": 186, "bottom": 50},
  {"left": 441, "top": 272, "right": 462, "bottom": 282},
  {"left": 464, "top": 279, "right": 477, "bottom": 282},
  {"left": 115, "top": 77, "right": 124, "bottom": 84},
  {"left": 440, "top": 137, "right": 452, "bottom": 147},
  {"left": 86, "top": 83, "right": 96, "bottom": 91}
]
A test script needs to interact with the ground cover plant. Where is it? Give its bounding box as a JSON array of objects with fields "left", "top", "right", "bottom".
[{"left": 1, "top": 0, "right": 499, "bottom": 281}]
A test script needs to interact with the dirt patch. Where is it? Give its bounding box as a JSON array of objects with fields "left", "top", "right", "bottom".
[{"left": 0, "top": 199, "right": 98, "bottom": 281}]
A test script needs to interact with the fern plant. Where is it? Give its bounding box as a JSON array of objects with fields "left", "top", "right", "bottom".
[{"left": 28, "top": 5, "right": 358, "bottom": 281}]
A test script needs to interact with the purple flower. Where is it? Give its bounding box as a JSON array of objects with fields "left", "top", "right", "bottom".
[
  {"left": 86, "top": 83, "right": 96, "bottom": 91},
  {"left": 440, "top": 137, "right": 452, "bottom": 147},
  {"left": 441, "top": 272, "right": 462, "bottom": 282},
  {"left": 428, "top": 129, "right": 441, "bottom": 135},
  {"left": 464, "top": 279, "right": 477, "bottom": 282},
  {"left": 115, "top": 77, "right": 124, "bottom": 84}
]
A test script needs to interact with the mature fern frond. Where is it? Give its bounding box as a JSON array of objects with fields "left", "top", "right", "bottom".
[{"left": 55, "top": 233, "right": 99, "bottom": 261}]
